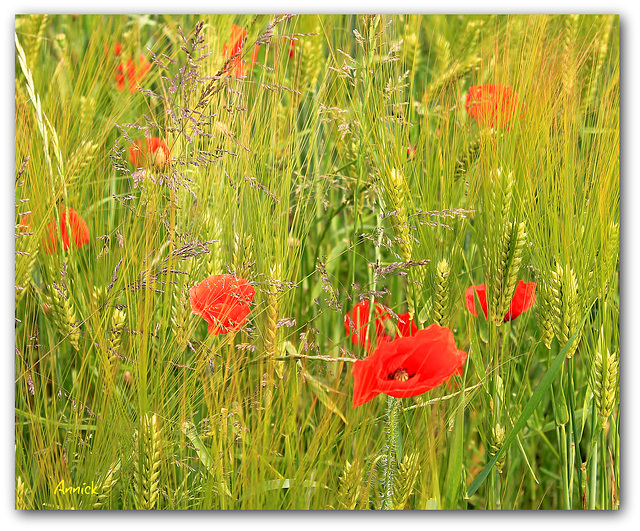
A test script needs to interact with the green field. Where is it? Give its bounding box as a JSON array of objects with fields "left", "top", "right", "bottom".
[{"left": 14, "top": 14, "right": 619, "bottom": 510}]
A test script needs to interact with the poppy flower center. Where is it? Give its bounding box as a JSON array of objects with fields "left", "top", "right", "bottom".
[{"left": 389, "top": 368, "right": 411, "bottom": 382}]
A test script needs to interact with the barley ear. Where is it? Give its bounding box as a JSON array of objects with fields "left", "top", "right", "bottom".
[
  {"left": 489, "top": 423, "right": 507, "bottom": 474},
  {"left": 48, "top": 284, "right": 81, "bottom": 351},
  {"left": 494, "top": 221, "right": 527, "bottom": 321},
  {"left": 550, "top": 262, "right": 581, "bottom": 358},
  {"left": 586, "top": 15, "right": 615, "bottom": 110},
  {"left": 392, "top": 452, "right": 421, "bottom": 509},
  {"left": 92, "top": 461, "right": 121, "bottom": 509},
  {"left": 16, "top": 476, "right": 31, "bottom": 510},
  {"left": 384, "top": 169, "right": 415, "bottom": 317},
  {"left": 590, "top": 328, "right": 619, "bottom": 429},
  {"left": 134, "top": 413, "right": 162, "bottom": 510},
  {"left": 233, "top": 232, "right": 254, "bottom": 280},
  {"left": 171, "top": 259, "right": 193, "bottom": 352},
  {"left": 299, "top": 26, "right": 323, "bottom": 93},
  {"left": 433, "top": 259, "right": 451, "bottom": 326},
  {"left": 265, "top": 264, "right": 284, "bottom": 377},
  {"left": 106, "top": 308, "right": 127, "bottom": 374},
  {"left": 337, "top": 460, "right": 362, "bottom": 510}
]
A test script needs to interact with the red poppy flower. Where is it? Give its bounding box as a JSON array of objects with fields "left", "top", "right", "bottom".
[
  {"left": 21, "top": 208, "right": 90, "bottom": 254},
  {"left": 222, "top": 24, "right": 260, "bottom": 77},
  {"left": 464, "top": 84, "right": 522, "bottom": 129},
  {"left": 407, "top": 145, "right": 417, "bottom": 160},
  {"left": 352, "top": 324, "right": 468, "bottom": 407},
  {"left": 129, "top": 137, "right": 171, "bottom": 170},
  {"left": 465, "top": 281, "right": 537, "bottom": 322},
  {"left": 115, "top": 53, "right": 151, "bottom": 94},
  {"left": 288, "top": 39, "right": 296, "bottom": 59},
  {"left": 190, "top": 274, "right": 255, "bottom": 335},
  {"left": 344, "top": 300, "right": 417, "bottom": 351}
]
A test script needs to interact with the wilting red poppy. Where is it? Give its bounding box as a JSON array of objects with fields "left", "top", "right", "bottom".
[
  {"left": 222, "top": 24, "right": 260, "bottom": 77},
  {"left": 190, "top": 274, "right": 255, "bottom": 334},
  {"left": 344, "top": 300, "right": 417, "bottom": 351},
  {"left": 20, "top": 208, "right": 90, "bottom": 254},
  {"left": 129, "top": 137, "right": 171, "bottom": 170},
  {"left": 407, "top": 145, "right": 417, "bottom": 160},
  {"left": 465, "top": 280, "right": 537, "bottom": 322},
  {"left": 464, "top": 84, "right": 522, "bottom": 129},
  {"left": 352, "top": 324, "right": 467, "bottom": 407}
]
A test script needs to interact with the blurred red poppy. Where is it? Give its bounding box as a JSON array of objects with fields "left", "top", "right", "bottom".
[
  {"left": 222, "top": 24, "right": 259, "bottom": 77},
  {"left": 465, "top": 280, "right": 537, "bottom": 322},
  {"left": 20, "top": 207, "right": 90, "bottom": 254},
  {"left": 190, "top": 274, "right": 255, "bottom": 334},
  {"left": 114, "top": 49, "right": 151, "bottom": 94},
  {"left": 352, "top": 324, "right": 467, "bottom": 407},
  {"left": 344, "top": 300, "right": 417, "bottom": 351},
  {"left": 464, "top": 84, "right": 522, "bottom": 129},
  {"left": 129, "top": 137, "right": 171, "bottom": 170}
]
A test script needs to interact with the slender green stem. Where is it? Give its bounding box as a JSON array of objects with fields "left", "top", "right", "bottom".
[
  {"left": 588, "top": 399, "right": 599, "bottom": 509},
  {"left": 382, "top": 395, "right": 401, "bottom": 510},
  {"left": 600, "top": 422, "right": 609, "bottom": 509},
  {"left": 560, "top": 424, "right": 570, "bottom": 509},
  {"left": 566, "top": 357, "right": 583, "bottom": 503}
]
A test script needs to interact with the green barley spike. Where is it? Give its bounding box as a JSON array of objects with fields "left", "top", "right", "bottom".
[
  {"left": 171, "top": 259, "right": 193, "bottom": 351},
  {"left": 337, "top": 460, "right": 362, "bottom": 510},
  {"left": 299, "top": 25, "right": 323, "bottom": 93},
  {"left": 562, "top": 15, "right": 580, "bottom": 98},
  {"left": 590, "top": 328, "right": 619, "bottom": 429},
  {"left": 454, "top": 137, "right": 481, "bottom": 179},
  {"left": 92, "top": 461, "right": 121, "bottom": 509},
  {"left": 385, "top": 169, "right": 415, "bottom": 318},
  {"left": 550, "top": 262, "right": 581, "bottom": 358},
  {"left": 392, "top": 452, "right": 420, "bottom": 509},
  {"left": 489, "top": 423, "right": 507, "bottom": 474},
  {"left": 233, "top": 232, "right": 254, "bottom": 280},
  {"left": 16, "top": 476, "right": 30, "bottom": 510},
  {"left": 134, "top": 413, "right": 162, "bottom": 510},
  {"left": 495, "top": 221, "right": 526, "bottom": 322},
  {"left": 386, "top": 169, "right": 412, "bottom": 262},
  {"left": 402, "top": 22, "right": 422, "bottom": 70},
  {"left": 107, "top": 308, "right": 126, "bottom": 362},
  {"left": 433, "top": 259, "right": 451, "bottom": 326},
  {"left": 587, "top": 15, "right": 615, "bottom": 109},
  {"left": 24, "top": 15, "right": 49, "bottom": 69},
  {"left": 48, "top": 284, "right": 80, "bottom": 351}
]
